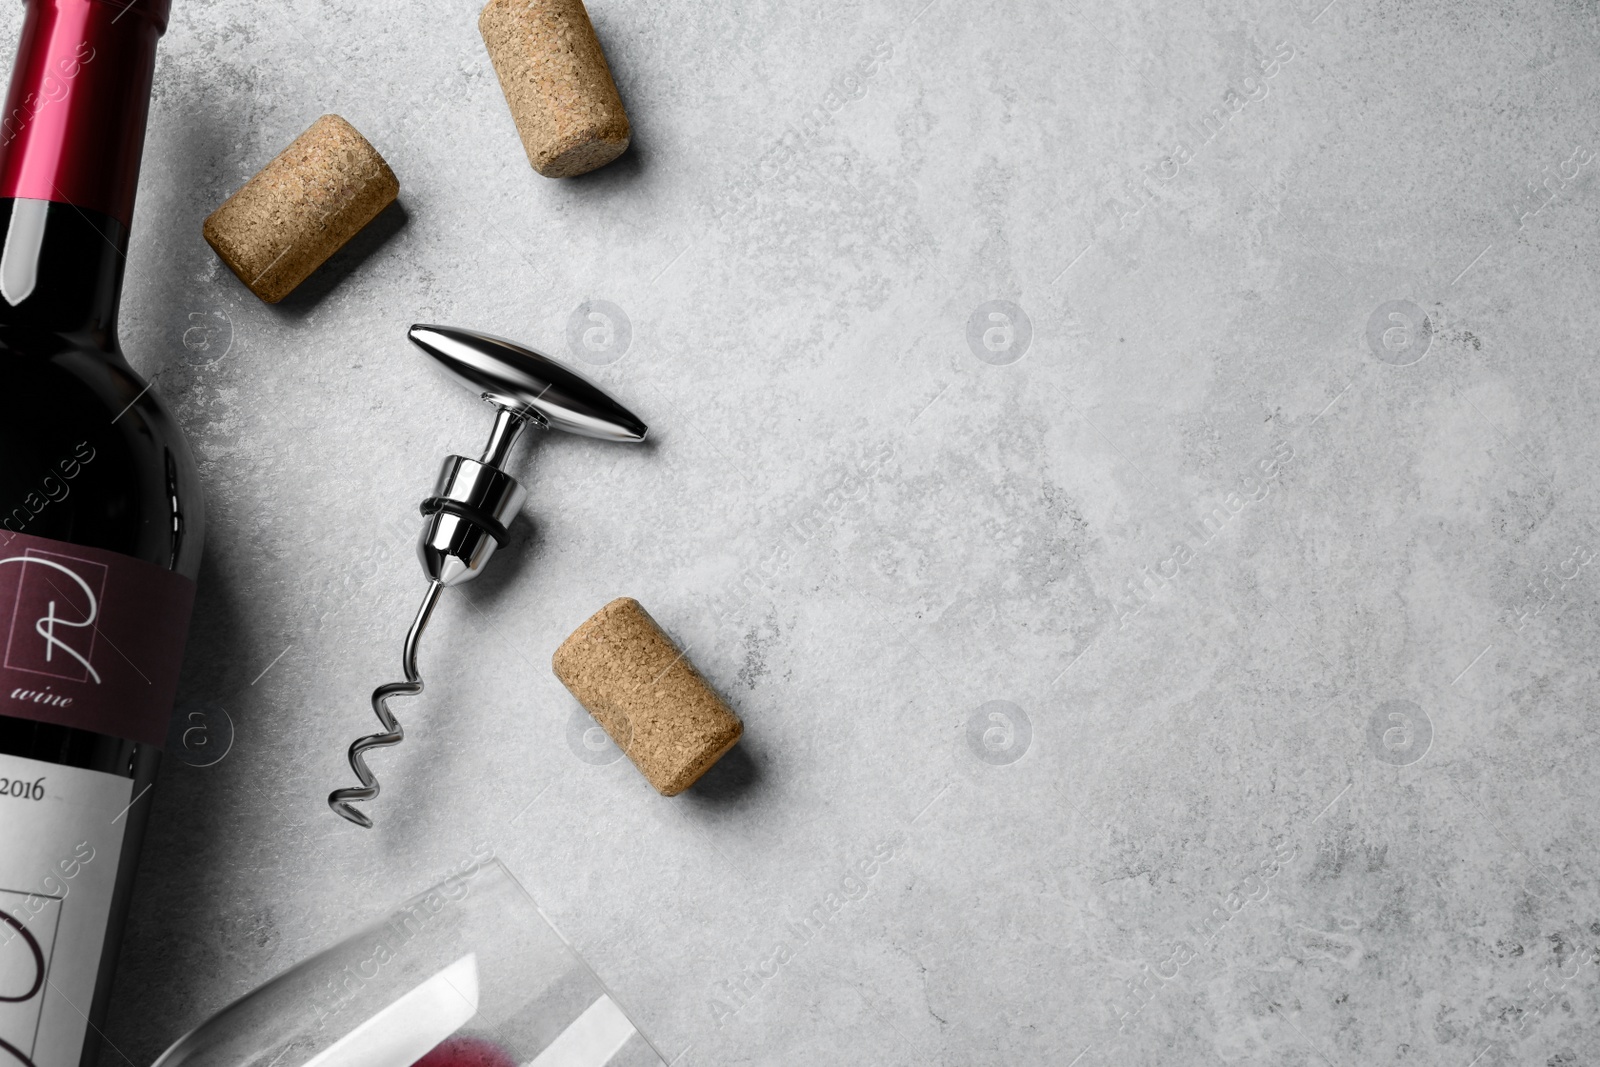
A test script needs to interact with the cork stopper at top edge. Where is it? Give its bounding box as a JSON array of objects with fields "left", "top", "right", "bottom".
[{"left": 476, "top": 0, "right": 631, "bottom": 179}]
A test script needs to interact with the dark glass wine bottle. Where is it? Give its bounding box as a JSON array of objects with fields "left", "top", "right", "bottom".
[{"left": 0, "top": 3, "right": 202, "bottom": 1067}]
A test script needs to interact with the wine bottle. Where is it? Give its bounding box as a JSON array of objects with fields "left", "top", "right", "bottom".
[{"left": 0, "top": 3, "right": 202, "bottom": 1067}]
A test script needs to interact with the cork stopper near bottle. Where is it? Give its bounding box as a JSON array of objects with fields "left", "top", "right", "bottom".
[
  {"left": 478, "top": 0, "right": 631, "bottom": 178},
  {"left": 553, "top": 598, "right": 742, "bottom": 795},
  {"left": 203, "top": 115, "right": 398, "bottom": 304}
]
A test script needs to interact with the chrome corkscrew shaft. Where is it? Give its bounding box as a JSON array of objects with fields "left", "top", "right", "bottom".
[
  {"left": 329, "top": 580, "right": 443, "bottom": 828},
  {"left": 328, "top": 324, "right": 647, "bottom": 828}
]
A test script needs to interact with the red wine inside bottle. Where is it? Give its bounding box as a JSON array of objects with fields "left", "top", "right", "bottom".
[{"left": 0, "top": 3, "right": 202, "bottom": 1067}]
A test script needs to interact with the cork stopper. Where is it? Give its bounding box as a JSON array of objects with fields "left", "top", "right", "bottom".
[
  {"left": 553, "top": 598, "right": 742, "bottom": 795},
  {"left": 478, "top": 0, "right": 631, "bottom": 178},
  {"left": 202, "top": 115, "right": 399, "bottom": 304}
]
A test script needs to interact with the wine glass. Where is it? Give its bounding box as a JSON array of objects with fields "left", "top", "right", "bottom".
[{"left": 150, "top": 859, "right": 665, "bottom": 1067}]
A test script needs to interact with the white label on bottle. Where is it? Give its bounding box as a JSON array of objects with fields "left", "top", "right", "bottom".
[{"left": 0, "top": 753, "right": 131, "bottom": 1067}]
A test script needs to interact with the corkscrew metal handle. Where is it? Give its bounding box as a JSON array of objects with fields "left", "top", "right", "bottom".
[
  {"left": 328, "top": 325, "right": 648, "bottom": 828},
  {"left": 409, "top": 324, "right": 648, "bottom": 442}
]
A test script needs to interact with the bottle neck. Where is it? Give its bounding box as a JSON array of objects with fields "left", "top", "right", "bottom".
[
  {"left": 0, "top": 0, "right": 168, "bottom": 346},
  {"left": 0, "top": 197, "right": 127, "bottom": 345}
]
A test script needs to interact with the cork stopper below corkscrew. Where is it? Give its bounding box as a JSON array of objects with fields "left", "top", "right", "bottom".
[{"left": 553, "top": 598, "right": 743, "bottom": 795}]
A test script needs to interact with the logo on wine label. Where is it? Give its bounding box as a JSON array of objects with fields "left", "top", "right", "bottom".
[
  {"left": 0, "top": 755, "right": 115, "bottom": 1067},
  {"left": 0, "top": 888, "right": 59, "bottom": 1067},
  {"left": 0, "top": 552, "right": 106, "bottom": 686},
  {"left": 0, "top": 532, "right": 195, "bottom": 748}
]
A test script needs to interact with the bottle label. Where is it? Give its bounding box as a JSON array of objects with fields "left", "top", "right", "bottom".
[
  {"left": 0, "top": 752, "right": 132, "bottom": 1067},
  {"left": 0, "top": 532, "right": 195, "bottom": 748}
]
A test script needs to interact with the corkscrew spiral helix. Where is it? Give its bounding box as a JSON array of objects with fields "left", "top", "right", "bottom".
[
  {"left": 328, "top": 580, "right": 442, "bottom": 827},
  {"left": 327, "top": 325, "right": 646, "bottom": 828}
]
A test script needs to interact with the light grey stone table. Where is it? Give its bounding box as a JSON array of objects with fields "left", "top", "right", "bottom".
[{"left": 7, "top": 0, "right": 1596, "bottom": 1061}]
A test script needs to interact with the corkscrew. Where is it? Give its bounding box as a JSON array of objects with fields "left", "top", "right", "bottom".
[{"left": 328, "top": 324, "right": 648, "bottom": 828}]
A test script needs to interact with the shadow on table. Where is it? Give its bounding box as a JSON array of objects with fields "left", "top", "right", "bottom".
[
  {"left": 686, "top": 739, "right": 762, "bottom": 805},
  {"left": 269, "top": 199, "right": 410, "bottom": 318}
]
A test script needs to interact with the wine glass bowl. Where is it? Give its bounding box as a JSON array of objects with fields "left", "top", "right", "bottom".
[{"left": 150, "top": 860, "right": 664, "bottom": 1067}]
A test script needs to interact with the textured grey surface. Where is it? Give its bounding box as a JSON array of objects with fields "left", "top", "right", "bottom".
[{"left": 6, "top": 0, "right": 1598, "bottom": 1061}]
